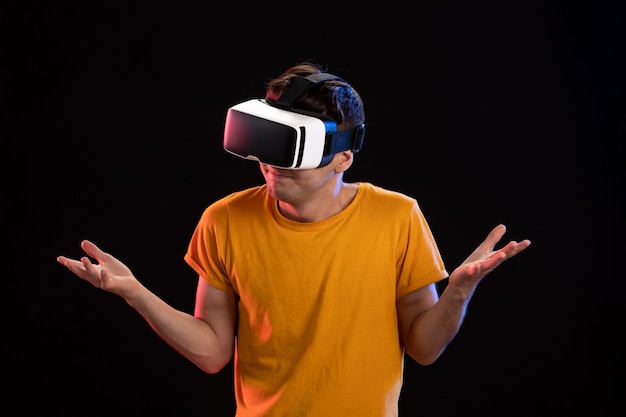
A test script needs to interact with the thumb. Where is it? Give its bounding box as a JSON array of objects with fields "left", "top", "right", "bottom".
[{"left": 80, "top": 240, "right": 106, "bottom": 262}]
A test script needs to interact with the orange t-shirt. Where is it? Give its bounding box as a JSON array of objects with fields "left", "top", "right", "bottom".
[{"left": 185, "top": 182, "right": 448, "bottom": 416}]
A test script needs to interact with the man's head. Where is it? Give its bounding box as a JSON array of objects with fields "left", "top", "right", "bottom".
[
  {"left": 223, "top": 61, "right": 365, "bottom": 169},
  {"left": 265, "top": 61, "right": 365, "bottom": 134}
]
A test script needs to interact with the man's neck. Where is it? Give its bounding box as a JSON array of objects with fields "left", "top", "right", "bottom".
[{"left": 277, "top": 183, "right": 359, "bottom": 222}]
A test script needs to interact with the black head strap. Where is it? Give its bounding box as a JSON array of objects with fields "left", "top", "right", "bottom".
[{"left": 273, "top": 73, "right": 344, "bottom": 109}]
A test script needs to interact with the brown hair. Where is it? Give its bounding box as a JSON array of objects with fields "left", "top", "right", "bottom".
[{"left": 265, "top": 61, "right": 365, "bottom": 132}]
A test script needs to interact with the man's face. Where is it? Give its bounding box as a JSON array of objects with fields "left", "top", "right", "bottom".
[{"left": 259, "top": 152, "right": 351, "bottom": 205}]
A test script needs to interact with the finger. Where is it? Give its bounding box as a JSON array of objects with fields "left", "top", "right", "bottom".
[
  {"left": 57, "top": 256, "right": 90, "bottom": 280},
  {"left": 81, "top": 256, "right": 100, "bottom": 275},
  {"left": 80, "top": 240, "right": 100, "bottom": 260},
  {"left": 498, "top": 241, "right": 519, "bottom": 256},
  {"left": 80, "top": 240, "right": 108, "bottom": 263},
  {"left": 467, "top": 262, "right": 482, "bottom": 276},
  {"left": 480, "top": 250, "right": 507, "bottom": 271},
  {"left": 481, "top": 224, "right": 507, "bottom": 251},
  {"left": 57, "top": 256, "right": 79, "bottom": 273},
  {"left": 80, "top": 256, "right": 105, "bottom": 286},
  {"left": 462, "top": 226, "right": 504, "bottom": 264},
  {"left": 499, "top": 239, "right": 531, "bottom": 256},
  {"left": 505, "top": 239, "right": 532, "bottom": 258}
]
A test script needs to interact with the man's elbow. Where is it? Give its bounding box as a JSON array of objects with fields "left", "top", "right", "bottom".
[
  {"left": 196, "top": 352, "right": 233, "bottom": 374},
  {"left": 405, "top": 347, "right": 444, "bottom": 366}
]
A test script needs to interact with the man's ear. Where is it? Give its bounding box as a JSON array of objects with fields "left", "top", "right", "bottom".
[{"left": 334, "top": 151, "right": 354, "bottom": 173}]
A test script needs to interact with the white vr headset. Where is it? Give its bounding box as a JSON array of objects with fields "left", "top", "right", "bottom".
[{"left": 223, "top": 73, "right": 366, "bottom": 169}]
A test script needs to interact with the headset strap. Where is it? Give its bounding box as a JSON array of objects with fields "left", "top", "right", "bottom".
[
  {"left": 274, "top": 73, "right": 344, "bottom": 109},
  {"left": 327, "top": 124, "right": 366, "bottom": 154}
]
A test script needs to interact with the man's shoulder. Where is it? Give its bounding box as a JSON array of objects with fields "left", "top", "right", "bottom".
[
  {"left": 221, "top": 184, "right": 266, "bottom": 203},
  {"left": 201, "top": 185, "right": 267, "bottom": 216},
  {"left": 359, "top": 182, "right": 416, "bottom": 204}
]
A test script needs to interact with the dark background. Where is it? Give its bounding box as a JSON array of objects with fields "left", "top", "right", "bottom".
[{"left": 6, "top": 1, "right": 623, "bottom": 416}]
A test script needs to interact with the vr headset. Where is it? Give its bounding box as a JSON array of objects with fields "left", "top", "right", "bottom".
[{"left": 223, "top": 73, "right": 365, "bottom": 169}]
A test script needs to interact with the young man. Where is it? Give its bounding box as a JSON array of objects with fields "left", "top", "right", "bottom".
[{"left": 57, "top": 61, "right": 531, "bottom": 416}]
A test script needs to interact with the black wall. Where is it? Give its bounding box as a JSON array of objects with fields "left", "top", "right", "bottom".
[{"left": 7, "top": 1, "right": 623, "bottom": 416}]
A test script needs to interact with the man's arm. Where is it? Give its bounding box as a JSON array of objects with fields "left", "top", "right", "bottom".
[
  {"left": 57, "top": 240, "right": 237, "bottom": 374},
  {"left": 397, "top": 224, "right": 531, "bottom": 365}
]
